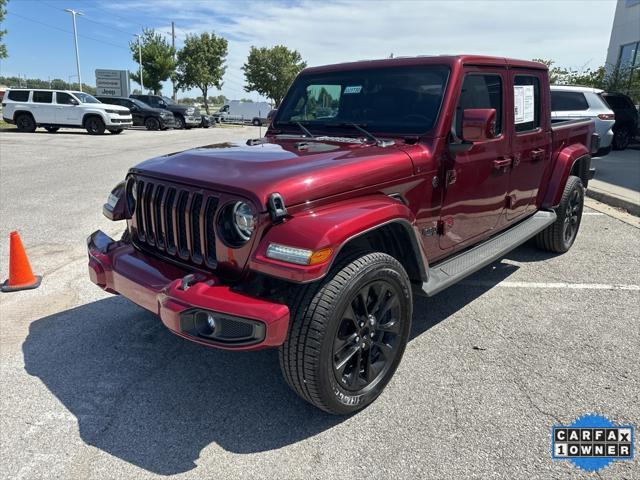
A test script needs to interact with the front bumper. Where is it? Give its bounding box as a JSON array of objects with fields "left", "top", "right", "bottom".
[
  {"left": 87, "top": 230, "right": 290, "bottom": 351},
  {"left": 184, "top": 115, "right": 202, "bottom": 126},
  {"left": 107, "top": 115, "right": 133, "bottom": 127}
]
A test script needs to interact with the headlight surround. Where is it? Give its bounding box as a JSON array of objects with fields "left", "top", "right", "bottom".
[
  {"left": 218, "top": 201, "right": 256, "bottom": 247},
  {"left": 125, "top": 177, "right": 137, "bottom": 215},
  {"left": 186, "top": 107, "right": 195, "bottom": 115},
  {"left": 105, "top": 109, "right": 121, "bottom": 114}
]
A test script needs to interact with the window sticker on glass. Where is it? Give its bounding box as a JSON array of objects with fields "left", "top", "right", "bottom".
[
  {"left": 514, "top": 85, "right": 535, "bottom": 124},
  {"left": 343, "top": 85, "right": 363, "bottom": 94}
]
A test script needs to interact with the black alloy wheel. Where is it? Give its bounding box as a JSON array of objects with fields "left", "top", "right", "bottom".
[{"left": 333, "top": 280, "right": 403, "bottom": 391}]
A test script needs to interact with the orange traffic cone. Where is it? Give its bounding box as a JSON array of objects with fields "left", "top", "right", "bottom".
[{"left": 1, "top": 231, "right": 42, "bottom": 292}]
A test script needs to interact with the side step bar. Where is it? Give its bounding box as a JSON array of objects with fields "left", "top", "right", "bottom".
[{"left": 421, "top": 210, "right": 556, "bottom": 296}]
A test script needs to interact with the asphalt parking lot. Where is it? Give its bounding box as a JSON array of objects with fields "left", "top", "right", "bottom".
[{"left": 1, "top": 127, "right": 639, "bottom": 479}]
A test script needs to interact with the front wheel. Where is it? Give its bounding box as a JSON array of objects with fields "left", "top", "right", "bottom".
[
  {"left": 536, "top": 175, "right": 584, "bottom": 253},
  {"left": 144, "top": 117, "right": 160, "bottom": 130},
  {"left": 175, "top": 115, "right": 186, "bottom": 129},
  {"left": 108, "top": 128, "right": 124, "bottom": 135},
  {"left": 85, "top": 116, "right": 106, "bottom": 135},
  {"left": 279, "top": 252, "right": 412, "bottom": 414}
]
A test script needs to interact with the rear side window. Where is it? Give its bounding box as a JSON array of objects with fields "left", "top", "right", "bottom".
[
  {"left": 32, "top": 91, "right": 53, "bottom": 103},
  {"left": 7, "top": 90, "right": 30, "bottom": 102},
  {"left": 514, "top": 75, "right": 540, "bottom": 132},
  {"left": 56, "top": 92, "right": 76, "bottom": 105},
  {"left": 99, "top": 97, "right": 117, "bottom": 105},
  {"left": 455, "top": 74, "right": 503, "bottom": 137},
  {"left": 551, "top": 91, "right": 589, "bottom": 111}
]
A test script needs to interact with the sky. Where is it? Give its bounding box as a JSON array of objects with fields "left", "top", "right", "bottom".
[{"left": 0, "top": 0, "right": 618, "bottom": 102}]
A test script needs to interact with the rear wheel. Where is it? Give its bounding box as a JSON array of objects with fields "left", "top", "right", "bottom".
[
  {"left": 144, "top": 117, "right": 160, "bottom": 130},
  {"left": 612, "top": 126, "right": 631, "bottom": 150},
  {"left": 16, "top": 113, "right": 36, "bottom": 132},
  {"left": 536, "top": 175, "right": 584, "bottom": 253},
  {"left": 84, "top": 116, "right": 105, "bottom": 135},
  {"left": 279, "top": 252, "right": 412, "bottom": 414},
  {"left": 44, "top": 126, "right": 59, "bottom": 133}
]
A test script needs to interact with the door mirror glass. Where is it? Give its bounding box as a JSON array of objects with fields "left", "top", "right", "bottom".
[{"left": 461, "top": 108, "right": 497, "bottom": 142}]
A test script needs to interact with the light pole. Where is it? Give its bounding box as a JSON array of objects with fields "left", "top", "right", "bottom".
[
  {"left": 134, "top": 34, "right": 144, "bottom": 91},
  {"left": 64, "top": 8, "right": 84, "bottom": 92}
]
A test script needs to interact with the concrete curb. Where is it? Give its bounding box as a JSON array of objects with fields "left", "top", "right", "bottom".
[{"left": 586, "top": 187, "right": 640, "bottom": 217}]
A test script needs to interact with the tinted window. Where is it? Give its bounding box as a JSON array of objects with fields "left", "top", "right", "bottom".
[
  {"left": 602, "top": 94, "right": 633, "bottom": 110},
  {"left": 7, "top": 90, "right": 29, "bottom": 101},
  {"left": 514, "top": 75, "right": 540, "bottom": 133},
  {"left": 98, "top": 97, "right": 117, "bottom": 105},
  {"left": 551, "top": 91, "right": 589, "bottom": 111},
  {"left": 56, "top": 92, "right": 76, "bottom": 105},
  {"left": 455, "top": 74, "right": 503, "bottom": 137},
  {"left": 276, "top": 65, "right": 450, "bottom": 135},
  {"left": 33, "top": 91, "right": 53, "bottom": 103}
]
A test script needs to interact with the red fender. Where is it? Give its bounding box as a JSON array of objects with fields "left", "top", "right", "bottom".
[
  {"left": 249, "top": 195, "right": 426, "bottom": 283},
  {"left": 541, "top": 144, "right": 590, "bottom": 208}
]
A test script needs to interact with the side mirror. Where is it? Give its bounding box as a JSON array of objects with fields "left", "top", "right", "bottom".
[
  {"left": 461, "top": 108, "right": 497, "bottom": 142},
  {"left": 70, "top": 98, "right": 79, "bottom": 106}
]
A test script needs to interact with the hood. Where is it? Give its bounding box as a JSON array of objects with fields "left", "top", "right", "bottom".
[
  {"left": 91, "top": 103, "right": 130, "bottom": 112},
  {"left": 130, "top": 139, "right": 415, "bottom": 210}
]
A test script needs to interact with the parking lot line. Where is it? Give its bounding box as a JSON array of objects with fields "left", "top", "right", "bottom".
[{"left": 460, "top": 280, "right": 640, "bottom": 291}]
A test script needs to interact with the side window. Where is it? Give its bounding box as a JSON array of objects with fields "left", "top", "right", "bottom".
[
  {"left": 56, "top": 92, "right": 76, "bottom": 105},
  {"left": 551, "top": 91, "right": 589, "bottom": 111},
  {"left": 455, "top": 74, "right": 503, "bottom": 138},
  {"left": 514, "top": 75, "right": 540, "bottom": 133},
  {"left": 7, "top": 90, "right": 30, "bottom": 101},
  {"left": 32, "top": 91, "right": 53, "bottom": 103}
]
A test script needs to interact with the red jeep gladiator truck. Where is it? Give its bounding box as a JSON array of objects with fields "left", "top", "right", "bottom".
[{"left": 88, "top": 55, "right": 597, "bottom": 414}]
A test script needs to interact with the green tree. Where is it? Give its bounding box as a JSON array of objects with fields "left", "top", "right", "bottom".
[
  {"left": 129, "top": 29, "right": 176, "bottom": 94},
  {"left": 176, "top": 32, "right": 228, "bottom": 114},
  {"left": 0, "top": 0, "right": 8, "bottom": 59},
  {"left": 242, "top": 45, "right": 306, "bottom": 106}
]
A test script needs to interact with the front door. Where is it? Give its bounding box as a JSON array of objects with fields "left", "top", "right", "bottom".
[
  {"left": 439, "top": 69, "right": 510, "bottom": 251},
  {"left": 507, "top": 71, "right": 550, "bottom": 221},
  {"left": 54, "top": 92, "right": 82, "bottom": 124}
]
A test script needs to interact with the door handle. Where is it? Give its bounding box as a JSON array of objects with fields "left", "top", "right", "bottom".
[
  {"left": 493, "top": 157, "right": 512, "bottom": 171},
  {"left": 531, "top": 148, "right": 545, "bottom": 161}
]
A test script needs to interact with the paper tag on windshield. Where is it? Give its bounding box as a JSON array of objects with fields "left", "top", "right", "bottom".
[{"left": 344, "top": 86, "right": 363, "bottom": 94}]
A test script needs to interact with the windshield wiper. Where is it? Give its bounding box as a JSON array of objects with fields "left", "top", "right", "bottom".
[
  {"left": 277, "top": 121, "right": 315, "bottom": 138},
  {"left": 324, "top": 122, "right": 394, "bottom": 147}
]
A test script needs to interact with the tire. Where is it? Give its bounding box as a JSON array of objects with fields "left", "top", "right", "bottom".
[
  {"left": 279, "top": 252, "right": 413, "bottom": 415},
  {"left": 144, "top": 117, "right": 160, "bottom": 130},
  {"left": 535, "top": 175, "right": 584, "bottom": 253},
  {"left": 612, "top": 126, "right": 631, "bottom": 151},
  {"left": 84, "top": 116, "right": 106, "bottom": 135},
  {"left": 16, "top": 113, "right": 36, "bottom": 133},
  {"left": 108, "top": 129, "right": 124, "bottom": 135},
  {"left": 44, "top": 126, "right": 59, "bottom": 133},
  {"left": 175, "top": 115, "right": 186, "bottom": 129},
  {"left": 252, "top": 118, "right": 261, "bottom": 126}
]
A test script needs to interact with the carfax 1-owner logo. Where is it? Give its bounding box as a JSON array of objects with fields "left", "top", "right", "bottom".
[{"left": 552, "top": 414, "right": 635, "bottom": 472}]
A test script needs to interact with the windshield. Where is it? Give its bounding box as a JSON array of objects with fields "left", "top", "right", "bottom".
[
  {"left": 274, "top": 65, "right": 449, "bottom": 135},
  {"left": 161, "top": 96, "right": 175, "bottom": 105},
  {"left": 72, "top": 92, "right": 101, "bottom": 104}
]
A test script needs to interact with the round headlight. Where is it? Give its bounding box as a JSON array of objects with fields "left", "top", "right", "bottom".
[{"left": 232, "top": 202, "right": 255, "bottom": 240}]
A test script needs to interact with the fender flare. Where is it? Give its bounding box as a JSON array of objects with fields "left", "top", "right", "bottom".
[
  {"left": 249, "top": 195, "right": 428, "bottom": 283},
  {"left": 541, "top": 144, "right": 590, "bottom": 208}
]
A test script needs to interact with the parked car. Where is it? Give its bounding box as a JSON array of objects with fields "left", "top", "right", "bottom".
[
  {"left": 551, "top": 85, "right": 615, "bottom": 156},
  {"left": 130, "top": 94, "right": 201, "bottom": 129},
  {"left": 211, "top": 100, "right": 272, "bottom": 125},
  {"left": 89, "top": 55, "right": 596, "bottom": 415},
  {"left": 96, "top": 96, "right": 175, "bottom": 130},
  {"left": 600, "top": 92, "right": 639, "bottom": 150},
  {"left": 2, "top": 89, "right": 132, "bottom": 134}
]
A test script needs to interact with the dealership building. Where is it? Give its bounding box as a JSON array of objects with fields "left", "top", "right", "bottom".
[{"left": 606, "top": 0, "right": 640, "bottom": 70}]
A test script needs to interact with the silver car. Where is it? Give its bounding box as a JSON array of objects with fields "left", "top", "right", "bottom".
[{"left": 551, "top": 85, "right": 615, "bottom": 155}]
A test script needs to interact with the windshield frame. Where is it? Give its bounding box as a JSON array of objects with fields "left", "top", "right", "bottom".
[{"left": 273, "top": 64, "right": 450, "bottom": 138}]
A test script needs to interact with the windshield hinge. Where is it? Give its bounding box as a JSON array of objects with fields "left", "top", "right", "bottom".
[{"left": 267, "top": 193, "right": 288, "bottom": 223}]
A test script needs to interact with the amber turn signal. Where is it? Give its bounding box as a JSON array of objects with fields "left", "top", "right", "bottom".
[{"left": 309, "top": 247, "right": 333, "bottom": 265}]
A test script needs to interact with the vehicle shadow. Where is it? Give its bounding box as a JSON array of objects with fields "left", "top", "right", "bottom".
[{"left": 22, "top": 260, "right": 519, "bottom": 475}]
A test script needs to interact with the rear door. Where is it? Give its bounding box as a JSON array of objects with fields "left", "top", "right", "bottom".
[
  {"left": 31, "top": 91, "right": 55, "bottom": 123},
  {"left": 439, "top": 68, "right": 510, "bottom": 250},
  {"left": 506, "top": 71, "right": 550, "bottom": 221}
]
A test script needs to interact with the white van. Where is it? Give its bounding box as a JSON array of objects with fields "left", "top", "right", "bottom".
[
  {"left": 213, "top": 100, "right": 272, "bottom": 125},
  {"left": 2, "top": 89, "right": 133, "bottom": 134}
]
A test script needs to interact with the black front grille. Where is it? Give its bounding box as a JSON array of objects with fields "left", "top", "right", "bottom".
[{"left": 133, "top": 179, "right": 218, "bottom": 267}]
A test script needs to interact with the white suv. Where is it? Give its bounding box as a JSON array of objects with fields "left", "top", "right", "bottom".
[
  {"left": 2, "top": 89, "right": 133, "bottom": 135},
  {"left": 550, "top": 85, "right": 616, "bottom": 156}
]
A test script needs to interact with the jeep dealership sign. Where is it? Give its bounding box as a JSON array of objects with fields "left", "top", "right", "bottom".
[{"left": 95, "top": 69, "right": 130, "bottom": 97}]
